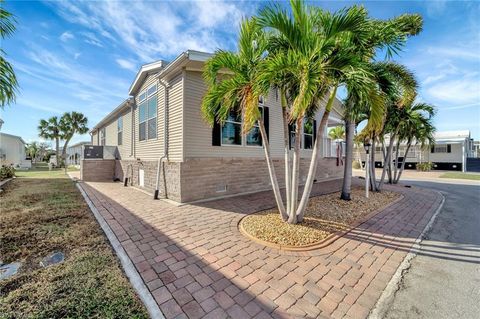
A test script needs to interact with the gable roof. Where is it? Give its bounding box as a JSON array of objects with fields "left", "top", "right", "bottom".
[
  {"left": 90, "top": 98, "right": 133, "bottom": 133},
  {"left": 0, "top": 132, "right": 26, "bottom": 145},
  {"left": 128, "top": 60, "right": 167, "bottom": 96}
]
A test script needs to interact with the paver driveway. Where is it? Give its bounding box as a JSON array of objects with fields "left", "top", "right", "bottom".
[{"left": 78, "top": 178, "right": 442, "bottom": 319}]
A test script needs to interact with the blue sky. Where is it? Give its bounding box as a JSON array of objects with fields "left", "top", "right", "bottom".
[{"left": 1, "top": 0, "right": 479, "bottom": 146}]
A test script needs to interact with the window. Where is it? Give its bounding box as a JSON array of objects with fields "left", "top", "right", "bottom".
[
  {"left": 221, "top": 109, "right": 242, "bottom": 145},
  {"left": 221, "top": 97, "right": 264, "bottom": 147},
  {"left": 100, "top": 128, "right": 106, "bottom": 146},
  {"left": 290, "top": 118, "right": 314, "bottom": 149},
  {"left": 138, "top": 84, "right": 157, "bottom": 141},
  {"left": 431, "top": 144, "right": 451, "bottom": 153},
  {"left": 303, "top": 120, "right": 313, "bottom": 149},
  {"left": 117, "top": 117, "right": 123, "bottom": 145}
]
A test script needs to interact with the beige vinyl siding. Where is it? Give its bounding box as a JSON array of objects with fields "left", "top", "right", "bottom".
[
  {"left": 105, "top": 119, "right": 117, "bottom": 146},
  {"left": 134, "top": 73, "right": 163, "bottom": 161},
  {"left": 119, "top": 109, "right": 132, "bottom": 159},
  {"left": 167, "top": 73, "right": 184, "bottom": 162},
  {"left": 92, "top": 131, "right": 98, "bottom": 145},
  {"left": 183, "top": 71, "right": 329, "bottom": 159}
]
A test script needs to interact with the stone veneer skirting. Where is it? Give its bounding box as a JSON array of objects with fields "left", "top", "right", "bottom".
[
  {"left": 180, "top": 157, "right": 343, "bottom": 203},
  {"left": 82, "top": 157, "right": 343, "bottom": 203},
  {"left": 80, "top": 159, "right": 115, "bottom": 182}
]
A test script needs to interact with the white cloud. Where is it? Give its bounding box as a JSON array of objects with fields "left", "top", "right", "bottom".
[
  {"left": 426, "top": 75, "right": 480, "bottom": 106},
  {"left": 48, "top": 0, "right": 254, "bottom": 62},
  {"left": 116, "top": 58, "right": 137, "bottom": 72},
  {"left": 74, "top": 52, "right": 81, "bottom": 60},
  {"left": 81, "top": 32, "right": 104, "bottom": 47},
  {"left": 60, "top": 31, "right": 74, "bottom": 42}
]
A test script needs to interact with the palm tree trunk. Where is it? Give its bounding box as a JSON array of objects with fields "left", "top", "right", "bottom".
[
  {"left": 289, "top": 118, "right": 302, "bottom": 224},
  {"left": 378, "top": 130, "right": 398, "bottom": 190},
  {"left": 295, "top": 87, "right": 337, "bottom": 222},
  {"left": 55, "top": 138, "right": 60, "bottom": 168},
  {"left": 259, "top": 120, "right": 287, "bottom": 221},
  {"left": 282, "top": 96, "right": 292, "bottom": 218},
  {"left": 370, "top": 138, "right": 377, "bottom": 191},
  {"left": 395, "top": 141, "right": 412, "bottom": 183},
  {"left": 393, "top": 139, "right": 401, "bottom": 182},
  {"left": 62, "top": 138, "right": 71, "bottom": 174},
  {"left": 340, "top": 119, "right": 354, "bottom": 200}
]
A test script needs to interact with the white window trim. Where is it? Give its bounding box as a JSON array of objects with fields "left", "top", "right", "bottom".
[
  {"left": 138, "top": 84, "right": 158, "bottom": 142},
  {"left": 117, "top": 117, "right": 123, "bottom": 145}
]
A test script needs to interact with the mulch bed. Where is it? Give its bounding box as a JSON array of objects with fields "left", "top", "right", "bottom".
[{"left": 240, "top": 187, "right": 400, "bottom": 247}]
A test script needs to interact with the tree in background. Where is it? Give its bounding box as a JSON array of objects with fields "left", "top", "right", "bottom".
[
  {"left": 38, "top": 116, "right": 61, "bottom": 167},
  {"left": 328, "top": 126, "right": 345, "bottom": 140},
  {"left": 392, "top": 102, "right": 435, "bottom": 183},
  {"left": 59, "top": 111, "right": 88, "bottom": 173},
  {"left": 26, "top": 142, "right": 38, "bottom": 162},
  {"left": 0, "top": 1, "right": 18, "bottom": 108}
]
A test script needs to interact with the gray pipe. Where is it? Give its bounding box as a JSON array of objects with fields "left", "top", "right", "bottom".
[{"left": 154, "top": 80, "right": 169, "bottom": 199}]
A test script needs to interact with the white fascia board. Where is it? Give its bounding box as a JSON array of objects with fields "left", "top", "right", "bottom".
[
  {"left": 90, "top": 98, "right": 133, "bottom": 133},
  {"left": 128, "top": 60, "right": 166, "bottom": 96}
]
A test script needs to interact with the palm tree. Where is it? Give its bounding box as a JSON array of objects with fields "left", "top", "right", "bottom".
[
  {"left": 59, "top": 111, "right": 88, "bottom": 173},
  {"left": 392, "top": 102, "right": 435, "bottom": 183},
  {"left": 257, "top": 1, "right": 374, "bottom": 223},
  {"left": 328, "top": 126, "right": 345, "bottom": 140},
  {"left": 38, "top": 116, "right": 61, "bottom": 167},
  {"left": 26, "top": 142, "right": 39, "bottom": 162},
  {"left": 201, "top": 18, "right": 291, "bottom": 219},
  {"left": 340, "top": 12, "right": 423, "bottom": 199},
  {"left": 0, "top": 1, "right": 18, "bottom": 108}
]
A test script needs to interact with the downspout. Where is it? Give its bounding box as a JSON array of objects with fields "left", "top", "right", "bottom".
[{"left": 154, "top": 79, "right": 169, "bottom": 199}]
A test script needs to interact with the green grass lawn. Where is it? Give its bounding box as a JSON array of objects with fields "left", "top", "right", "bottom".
[
  {"left": 0, "top": 164, "right": 148, "bottom": 318},
  {"left": 439, "top": 172, "right": 480, "bottom": 181}
]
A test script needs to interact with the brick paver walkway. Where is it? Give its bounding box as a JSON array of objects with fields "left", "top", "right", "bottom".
[{"left": 78, "top": 178, "right": 442, "bottom": 319}]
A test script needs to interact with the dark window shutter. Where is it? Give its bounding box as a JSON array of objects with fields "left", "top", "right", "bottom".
[
  {"left": 288, "top": 124, "right": 294, "bottom": 149},
  {"left": 212, "top": 120, "right": 221, "bottom": 146},
  {"left": 313, "top": 120, "right": 317, "bottom": 142},
  {"left": 263, "top": 107, "right": 269, "bottom": 141},
  {"left": 447, "top": 144, "right": 451, "bottom": 153},
  {"left": 431, "top": 146, "right": 435, "bottom": 153}
]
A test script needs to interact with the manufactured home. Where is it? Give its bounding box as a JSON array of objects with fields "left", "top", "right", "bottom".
[
  {"left": 0, "top": 132, "right": 31, "bottom": 169},
  {"left": 357, "top": 130, "right": 477, "bottom": 172},
  {"left": 86, "top": 50, "right": 345, "bottom": 203},
  {"left": 66, "top": 141, "right": 90, "bottom": 166}
]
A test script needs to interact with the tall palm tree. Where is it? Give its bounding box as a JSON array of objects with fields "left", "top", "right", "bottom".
[
  {"left": 340, "top": 12, "right": 423, "bottom": 199},
  {"left": 0, "top": 1, "right": 18, "bottom": 108},
  {"left": 392, "top": 102, "right": 435, "bottom": 183},
  {"left": 201, "top": 18, "right": 291, "bottom": 219},
  {"left": 59, "top": 111, "right": 88, "bottom": 173},
  {"left": 257, "top": 0, "right": 374, "bottom": 223},
  {"left": 38, "top": 116, "right": 61, "bottom": 167}
]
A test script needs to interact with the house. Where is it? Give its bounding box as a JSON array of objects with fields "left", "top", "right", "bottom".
[
  {"left": 357, "top": 130, "right": 476, "bottom": 172},
  {"left": 0, "top": 132, "right": 31, "bottom": 168},
  {"left": 87, "top": 50, "right": 345, "bottom": 203},
  {"left": 66, "top": 141, "right": 90, "bottom": 166}
]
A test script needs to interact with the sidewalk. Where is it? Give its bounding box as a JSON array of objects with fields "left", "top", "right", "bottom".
[{"left": 76, "top": 177, "right": 442, "bottom": 318}]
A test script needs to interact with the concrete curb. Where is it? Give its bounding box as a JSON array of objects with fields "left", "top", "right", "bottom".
[
  {"left": 368, "top": 191, "right": 446, "bottom": 319},
  {"left": 73, "top": 180, "right": 164, "bottom": 319}
]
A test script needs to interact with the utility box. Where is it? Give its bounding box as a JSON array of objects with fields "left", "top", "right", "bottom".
[{"left": 83, "top": 145, "right": 103, "bottom": 159}]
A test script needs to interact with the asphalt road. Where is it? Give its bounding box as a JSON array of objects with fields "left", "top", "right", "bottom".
[{"left": 382, "top": 179, "right": 480, "bottom": 319}]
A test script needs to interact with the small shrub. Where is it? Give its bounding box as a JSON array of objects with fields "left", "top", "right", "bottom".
[
  {"left": 352, "top": 160, "right": 361, "bottom": 169},
  {"left": 0, "top": 165, "right": 15, "bottom": 180},
  {"left": 417, "top": 162, "right": 433, "bottom": 172}
]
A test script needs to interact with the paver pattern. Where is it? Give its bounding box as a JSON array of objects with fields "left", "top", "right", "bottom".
[{"left": 78, "top": 178, "right": 442, "bottom": 319}]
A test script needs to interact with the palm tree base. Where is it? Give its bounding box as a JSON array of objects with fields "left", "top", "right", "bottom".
[{"left": 340, "top": 192, "right": 351, "bottom": 201}]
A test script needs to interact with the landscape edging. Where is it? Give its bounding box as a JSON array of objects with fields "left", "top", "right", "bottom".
[
  {"left": 238, "top": 192, "right": 405, "bottom": 252},
  {"left": 71, "top": 178, "right": 165, "bottom": 319}
]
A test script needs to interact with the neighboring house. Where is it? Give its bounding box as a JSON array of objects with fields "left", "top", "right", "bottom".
[
  {"left": 66, "top": 141, "right": 90, "bottom": 166},
  {"left": 0, "top": 132, "right": 31, "bottom": 168},
  {"left": 357, "top": 130, "right": 476, "bottom": 172},
  {"left": 88, "top": 50, "right": 345, "bottom": 203}
]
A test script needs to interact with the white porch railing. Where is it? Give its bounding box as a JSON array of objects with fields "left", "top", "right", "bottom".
[{"left": 322, "top": 138, "right": 345, "bottom": 158}]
